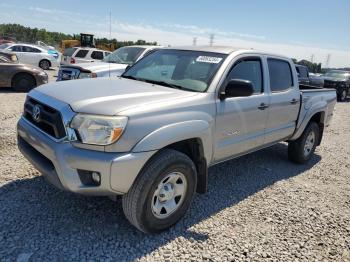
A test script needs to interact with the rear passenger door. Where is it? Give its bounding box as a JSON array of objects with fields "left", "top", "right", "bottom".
[{"left": 264, "top": 58, "right": 300, "bottom": 144}]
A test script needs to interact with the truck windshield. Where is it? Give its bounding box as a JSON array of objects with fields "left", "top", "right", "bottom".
[
  {"left": 103, "top": 47, "right": 145, "bottom": 65},
  {"left": 325, "top": 70, "right": 350, "bottom": 78},
  {"left": 122, "top": 49, "right": 227, "bottom": 92}
]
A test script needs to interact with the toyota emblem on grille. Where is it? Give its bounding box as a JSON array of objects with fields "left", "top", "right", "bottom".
[{"left": 32, "top": 105, "right": 41, "bottom": 122}]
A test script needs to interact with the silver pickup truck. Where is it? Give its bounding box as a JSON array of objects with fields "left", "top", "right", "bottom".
[{"left": 17, "top": 46, "right": 336, "bottom": 233}]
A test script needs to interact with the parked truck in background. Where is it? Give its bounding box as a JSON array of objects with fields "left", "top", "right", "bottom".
[
  {"left": 17, "top": 46, "right": 336, "bottom": 233},
  {"left": 295, "top": 64, "right": 324, "bottom": 87},
  {"left": 57, "top": 45, "right": 160, "bottom": 81}
]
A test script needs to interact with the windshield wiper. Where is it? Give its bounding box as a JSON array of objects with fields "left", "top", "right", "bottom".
[
  {"left": 141, "top": 79, "right": 189, "bottom": 91},
  {"left": 121, "top": 76, "right": 194, "bottom": 91},
  {"left": 121, "top": 75, "right": 139, "bottom": 81}
]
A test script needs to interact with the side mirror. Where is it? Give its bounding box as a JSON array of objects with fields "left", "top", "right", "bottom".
[{"left": 220, "top": 79, "right": 254, "bottom": 100}]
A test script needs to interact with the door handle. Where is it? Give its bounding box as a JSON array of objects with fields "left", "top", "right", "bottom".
[
  {"left": 290, "top": 98, "right": 298, "bottom": 104},
  {"left": 258, "top": 103, "right": 269, "bottom": 110}
]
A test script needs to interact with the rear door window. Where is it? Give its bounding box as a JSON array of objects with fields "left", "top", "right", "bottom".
[
  {"left": 268, "top": 59, "right": 293, "bottom": 92},
  {"left": 22, "top": 46, "right": 41, "bottom": 53},
  {"left": 74, "top": 49, "right": 89, "bottom": 58},
  {"left": 91, "top": 51, "right": 103, "bottom": 60}
]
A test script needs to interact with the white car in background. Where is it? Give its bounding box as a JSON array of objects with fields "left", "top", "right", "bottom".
[
  {"left": 57, "top": 45, "right": 161, "bottom": 81},
  {"left": 0, "top": 43, "right": 59, "bottom": 70},
  {"left": 61, "top": 47, "right": 111, "bottom": 65},
  {"left": 35, "top": 41, "right": 55, "bottom": 50}
]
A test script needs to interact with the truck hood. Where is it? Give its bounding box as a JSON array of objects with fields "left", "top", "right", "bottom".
[
  {"left": 64, "top": 62, "right": 127, "bottom": 73},
  {"left": 34, "top": 77, "right": 198, "bottom": 115}
]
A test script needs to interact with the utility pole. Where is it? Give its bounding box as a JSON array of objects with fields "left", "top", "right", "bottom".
[
  {"left": 193, "top": 37, "right": 197, "bottom": 46},
  {"left": 209, "top": 34, "right": 215, "bottom": 46},
  {"left": 325, "top": 54, "right": 331, "bottom": 68},
  {"left": 310, "top": 54, "right": 315, "bottom": 63}
]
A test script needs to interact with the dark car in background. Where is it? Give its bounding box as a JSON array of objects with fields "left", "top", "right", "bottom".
[
  {"left": 0, "top": 51, "right": 48, "bottom": 91},
  {"left": 323, "top": 70, "right": 350, "bottom": 101}
]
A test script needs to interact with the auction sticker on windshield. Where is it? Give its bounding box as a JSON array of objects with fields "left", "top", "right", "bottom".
[{"left": 196, "top": 56, "right": 223, "bottom": 64}]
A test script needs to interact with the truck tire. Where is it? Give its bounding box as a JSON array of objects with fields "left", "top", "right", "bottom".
[
  {"left": 122, "top": 149, "right": 197, "bottom": 233},
  {"left": 337, "top": 88, "right": 348, "bottom": 102},
  {"left": 12, "top": 73, "right": 36, "bottom": 92},
  {"left": 288, "top": 122, "right": 319, "bottom": 164}
]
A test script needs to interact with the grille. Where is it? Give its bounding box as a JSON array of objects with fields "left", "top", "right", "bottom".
[
  {"left": 57, "top": 67, "right": 81, "bottom": 81},
  {"left": 23, "top": 98, "right": 66, "bottom": 139}
]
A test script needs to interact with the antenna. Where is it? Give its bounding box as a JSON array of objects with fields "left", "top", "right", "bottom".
[{"left": 109, "top": 10, "right": 111, "bottom": 78}]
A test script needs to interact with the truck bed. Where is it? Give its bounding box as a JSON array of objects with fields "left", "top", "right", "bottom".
[
  {"left": 299, "top": 83, "right": 335, "bottom": 92},
  {"left": 294, "top": 85, "right": 337, "bottom": 138}
]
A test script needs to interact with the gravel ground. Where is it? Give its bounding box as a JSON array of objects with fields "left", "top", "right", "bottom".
[{"left": 0, "top": 89, "right": 349, "bottom": 261}]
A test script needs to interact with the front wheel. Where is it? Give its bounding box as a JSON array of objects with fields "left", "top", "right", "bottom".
[
  {"left": 288, "top": 122, "right": 320, "bottom": 164},
  {"left": 122, "top": 149, "right": 197, "bottom": 233},
  {"left": 12, "top": 74, "right": 36, "bottom": 92}
]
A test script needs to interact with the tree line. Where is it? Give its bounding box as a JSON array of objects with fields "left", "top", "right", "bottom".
[
  {"left": 0, "top": 23, "right": 157, "bottom": 49},
  {"left": 292, "top": 58, "right": 322, "bottom": 73}
]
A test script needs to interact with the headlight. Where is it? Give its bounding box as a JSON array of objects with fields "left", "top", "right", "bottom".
[
  {"left": 70, "top": 114, "right": 128, "bottom": 145},
  {"left": 78, "top": 72, "right": 97, "bottom": 79}
]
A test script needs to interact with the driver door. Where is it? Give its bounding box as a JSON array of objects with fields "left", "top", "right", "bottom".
[{"left": 214, "top": 56, "right": 269, "bottom": 162}]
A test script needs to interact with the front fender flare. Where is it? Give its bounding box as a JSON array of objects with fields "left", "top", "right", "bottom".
[{"left": 132, "top": 120, "right": 213, "bottom": 162}]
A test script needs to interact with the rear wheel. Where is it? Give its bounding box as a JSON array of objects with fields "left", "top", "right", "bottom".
[
  {"left": 337, "top": 88, "right": 348, "bottom": 102},
  {"left": 122, "top": 149, "right": 197, "bottom": 233},
  {"left": 288, "top": 122, "right": 319, "bottom": 164},
  {"left": 12, "top": 74, "right": 36, "bottom": 92},
  {"left": 39, "top": 59, "right": 50, "bottom": 70}
]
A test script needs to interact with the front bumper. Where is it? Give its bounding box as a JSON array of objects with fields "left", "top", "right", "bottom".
[
  {"left": 35, "top": 74, "right": 49, "bottom": 86},
  {"left": 17, "top": 117, "right": 155, "bottom": 195}
]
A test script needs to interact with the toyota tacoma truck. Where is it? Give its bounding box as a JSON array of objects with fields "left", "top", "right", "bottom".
[
  {"left": 57, "top": 45, "right": 160, "bottom": 81},
  {"left": 17, "top": 46, "right": 336, "bottom": 233}
]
